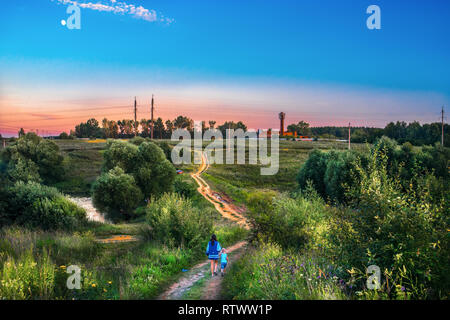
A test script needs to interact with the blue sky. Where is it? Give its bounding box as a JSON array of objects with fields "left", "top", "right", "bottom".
[{"left": 0, "top": 0, "right": 449, "bottom": 135}]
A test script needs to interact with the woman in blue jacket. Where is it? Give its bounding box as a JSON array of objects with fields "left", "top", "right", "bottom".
[{"left": 205, "top": 234, "right": 221, "bottom": 276}]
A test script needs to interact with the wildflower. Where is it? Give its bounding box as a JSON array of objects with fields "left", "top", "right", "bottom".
[
  {"left": 108, "top": 281, "right": 112, "bottom": 285},
  {"left": 103, "top": 288, "right": 108, "bottom": 293},
  {"left": 60, "top": 265, "right": 66, "bottom": 269},
  {"left": 91, "top": 283, "right": 97, "bottom": 288},
  {"left": 401, "top": 286, "right": 406, "bottom": 292}
]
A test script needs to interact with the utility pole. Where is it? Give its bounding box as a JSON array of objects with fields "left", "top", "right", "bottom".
[
  {"left": 151, "top": 94, "right": 154, "bottom": 139},
  {"left": 442, "top": 106, "right": 445, "bottom": 146},
  {"left": 348, "top": 122, "right": 351, "bottom": 150},
  {"left": 134, "top": 97, "right": 137, "bottom": 136},
  {"left": 227, "top": 122, "right": 231, "bottom": 153}
]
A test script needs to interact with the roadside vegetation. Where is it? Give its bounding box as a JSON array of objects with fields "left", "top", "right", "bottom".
[
  {"left": 1, "top": 128, "right": 448, "bottom": 300},
  {"left": 0, "top": 134, "right": 246, "bottom": 299},
  {"left": 222, "top": 138, "right": 449, "bottom": 300}
]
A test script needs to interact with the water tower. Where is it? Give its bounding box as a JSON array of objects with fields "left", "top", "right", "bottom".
[{"left": 278, "top": 112, "right": 285, "bottom": 136}]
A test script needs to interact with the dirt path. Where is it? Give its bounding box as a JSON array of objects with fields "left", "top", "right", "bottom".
[
  {"left": 158, "top": 241, "right": 246, "bottom": 300},
  {"left": 158, "top": 151, "right": 249, "bottom": 300},
  {"left": 190, "top": 152, "right": 250, "bottom": 229},
  {"left": 68, "top": 196, "right": 108, "bottom": 223}
]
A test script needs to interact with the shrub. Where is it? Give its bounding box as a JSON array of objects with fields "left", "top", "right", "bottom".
[
  {"left": 1, "top": 133, "right": 64, "bottom": 184},
  {"left": 297, "top": 149, "right": 330, "bottom": 197},
  {"left": 154, "top": 141, "right": 172, "bottom": 162},
  {"left": 2, "top": 181, "right": 86, "bottom": 230},
  {"left": 145, "top": 193, "right": 213, "bottom": 250},
  {"left": 327, "top": 147, "right": 449, "bottom": 299},
  {"left": 58, "top": 132, "right": 73, "bottom": 140},
  {"left": 92, "top": 166, "right": 143, "bottom": 221},
  {"left": 247, "top": 188, "right": 332, "bottom": 251},
  {"left": 174, "top": 177, "right": 197, "bottom": 199}
]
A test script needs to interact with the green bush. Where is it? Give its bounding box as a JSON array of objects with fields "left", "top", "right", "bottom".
[
  {"left": 1, "top": 133, "right": 64, "bottom": 184},
  {"left": 1, "top": 181, "right": 86, "bottom": 230},
  {"left": 174, "top": 177, "right": 197, "bottom": 199},
  {"left": 145, "top": 193, "right": 213, "bottom": 250},
  {"left": 154, "top": 141, "right": 172, "bottom": 162},
  {"left": 297, "top": 149, "right": 330, "bottom": 197},
  {"left": 101, "top": 140, "right": 175, "bottom": 200},
  {"left": 92, "top": 166, "right": 143, "bottom": 221},
  {"left": 247, "top": 188, "right": 331, "bottom": 251},
  {"left": 327, "top": 147, "right": 449, "bottom": 299}
]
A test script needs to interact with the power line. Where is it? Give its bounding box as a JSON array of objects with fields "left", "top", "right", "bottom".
[
  {"left": 151, "top": 94, "right": 154, "bottom": 139},
  {"left": 348, "top": 122, "right": 351, "bottom": 150},
  {"left": 134, "top": 97, "right": 137, "bottom": 137}
]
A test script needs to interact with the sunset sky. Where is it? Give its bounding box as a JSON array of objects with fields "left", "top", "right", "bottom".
[{"left": 1, "top": 0, "right": 449, "bottom": 137}]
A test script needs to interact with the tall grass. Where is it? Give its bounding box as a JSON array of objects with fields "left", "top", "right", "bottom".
[{"left": 222, "top": 243, "right": 347, "bottom": 300}]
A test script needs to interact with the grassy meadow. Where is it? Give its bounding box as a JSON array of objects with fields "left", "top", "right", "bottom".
[{"left": 1, "top": 137, "right": 448, "bottom": 300}]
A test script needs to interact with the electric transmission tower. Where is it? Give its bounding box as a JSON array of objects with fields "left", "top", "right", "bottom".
[
  {"left": 151, "top": 95, "right": 154, "bottom": 139},
  {"left": 134, "top": 97, "right": 137, "bottom": 136}
]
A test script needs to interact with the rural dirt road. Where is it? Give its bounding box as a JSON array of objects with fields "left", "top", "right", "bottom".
[
  {"left": 190, "top": 152, "right": 250, "bottom": 229},
  {"left": 158, "top": 151, "right": 249, "bottom": 300}
]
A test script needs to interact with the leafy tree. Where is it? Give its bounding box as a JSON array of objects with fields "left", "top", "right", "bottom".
[
  {"left": 18, "top": 128, "right": 25, "bottom": 137},
  {"left": 154, "top": 117, "right": 165, "bottom": 139},
  {"left": 74, "top": 118, "right": 103, "bottom": 138},
  {"left": 103, "top": 140, "right": 139, "bottom": 173},
  {"left": 59, "top": 132, "right": 69, "bottom": 139},
  {"left": 92, "top": 166, "right": 143, "bottom": 221},
  {"left": 102, "top": 118, "right": 119, "bottom": 138},
  {"left": 100, "top": 140, "right": 175, "bottom": 201},
  {"left": 154, "top": 141, "right": 172, "bottom": 162},
  {"left": 165, "top": 120, "right": 174, "bottom": 137},
  {"left": 140, "top": 119, "right": 151, "bottom": 137},
  {"left": 2, "top": 133, "right": 64, "bottom": 184},
  {"left": 174, "top": 177, "right": 197, "bottom": 198},
  {"left": 134, "top": 142, "right": 175, "bottom": 197},
  {"left": 287, "top": 120, "right": 311, "bottom": 136},
  {"left": 297, "top": 149, "right": 332, "bottom": 197},
  {"left": 218, "top": 121, "right": 247, "bottom": 137},
  {"left": 173, "top": 115, "right": 193, "bottom": 130}
]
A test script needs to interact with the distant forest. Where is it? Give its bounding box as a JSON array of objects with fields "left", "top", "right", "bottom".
[
  {"left": 310, "top": 121, "right": 449, "bottom": 146},
  {"left": 13, "top": 116, "right": 446, "bottom": 148}
]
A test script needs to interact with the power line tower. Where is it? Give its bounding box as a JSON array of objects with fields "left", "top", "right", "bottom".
[
  {"left": 134, "top": 96, "right": 137, "bottom": 136},
  {"left": 348, "top": 122, "right": 351, "bottom": 150},
  {"left": 151, "top": 94, "right": 154, "bottom": 139},
  {"left": 442, "top": 106, "right": 445, "bottom": 146}
]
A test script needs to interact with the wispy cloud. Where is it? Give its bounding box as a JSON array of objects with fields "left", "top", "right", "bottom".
[{"left": 53, "top": 0, "right": 174, "bottom": 24}]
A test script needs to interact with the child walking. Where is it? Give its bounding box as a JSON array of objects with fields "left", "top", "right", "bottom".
[
  {"left": 219, "top": 248, "right": 229, "bottom": 277},
  {"left": 205, "top": 234, "right": 221, "bottom": 276}
]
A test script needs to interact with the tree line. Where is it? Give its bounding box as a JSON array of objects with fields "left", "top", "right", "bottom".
[
  {"left": 68, "top": 116, "right": 247, "bottom": 140},
  {"left": 34, "top": 116, "right": 447, "bottom": 147},
  {"left": 285, "top": 120, "right": 448, "bottom": 147}
]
